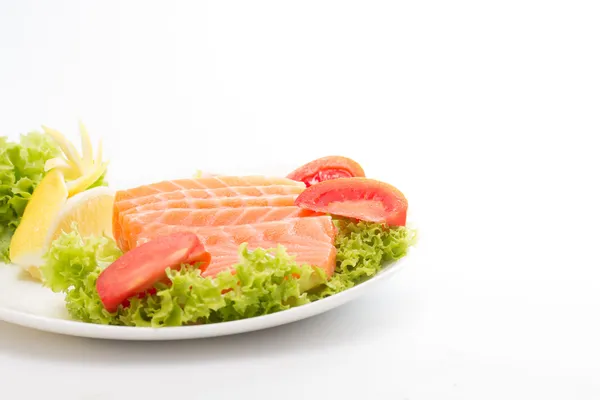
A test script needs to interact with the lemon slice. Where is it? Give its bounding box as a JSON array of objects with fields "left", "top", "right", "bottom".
[
  {"left": 10, "top": 180, "right": 115, "bottom": 280},
  {"left": 9, "top": 169, "right": 69, "bottom": 278},
  {"left": 48, "top": 186, "right": 115, "bottom": 243}
]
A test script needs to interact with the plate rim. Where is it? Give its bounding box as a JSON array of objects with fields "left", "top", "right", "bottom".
[{"left": 0, "top": 250, "right": 414, "bottom": 341}]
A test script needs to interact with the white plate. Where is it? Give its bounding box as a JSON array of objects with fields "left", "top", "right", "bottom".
[
  {"left": 0, "top": 255, "right": 411, "bottom": 341},
  {"left": 0, "top": 170, "right": 416, "bottom": 340}
]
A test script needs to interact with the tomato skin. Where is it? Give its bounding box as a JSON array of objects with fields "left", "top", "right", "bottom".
[
  {"left": 294, "top": 178, "right": 408, "bottom": 226},
  {"left": 97, "top": 232, "right": 210, "bottom": 312},
  {"left": 287, "top": 156, "right": 365, "bottom": 187},
  {"left": 187, "top": 244, "right": 212, "bottom": 272}
]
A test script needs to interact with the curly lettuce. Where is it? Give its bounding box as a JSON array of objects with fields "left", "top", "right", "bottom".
[
  {"left": 42, "top": 219, "right": 416, "bottom": 327},
  {"left": 120, "top": 246, "right": 322, "bottom": 327},
  {"left": 0, "top": 132, "right": 60, "bottom": 262},
  {"left": 42, "top": 230, "right": 323, "bottom": 327},
  {"left": 310, "top": 220, "right": 417, "bottom": 300}
]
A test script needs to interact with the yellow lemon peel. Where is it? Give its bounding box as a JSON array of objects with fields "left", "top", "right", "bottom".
[
  {"left": 67, "top": 160, "right": 109, "bottom": 197},
  {"left": 41, "top": 122, "right": 108, "bottom": 197}
]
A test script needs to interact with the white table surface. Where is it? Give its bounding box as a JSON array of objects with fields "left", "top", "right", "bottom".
[{"left": 1, "top": 1, "right": 599, "bottom": 399}]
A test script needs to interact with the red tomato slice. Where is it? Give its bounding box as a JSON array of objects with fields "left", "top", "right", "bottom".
[
  {"left": 187, "top": 244, "right": 212, "bottom": 272},
  {"left": 96, "top": 232, "right": 210, "bottom": 312},
  {"left": 294, "top": 177, "right": 408, "bottom": 226},
  {"left": 287, "top": 156, "right": 365, "bottom": 187}
]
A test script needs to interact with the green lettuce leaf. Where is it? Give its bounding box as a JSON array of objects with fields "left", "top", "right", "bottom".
[
  {"left": 41, "top": 229, "right": 124, "bottom": 324},
  {"left": 0, "top": 132, "right": 60, "bottom": 262},
  {"left": 42, "top": 230, "right": 323, "bottom": 327},
  {"left": 118, "top": 245, "right": 322, "bottom": 327},
  {"left": 41, "top": 219, "right": 416, "bottom": 327},
  {"left": 41, "top": 228, "right": 122, "bottom": 293},
  {"left": 309, "top": 220, "right": 417, "bottom": 300}
]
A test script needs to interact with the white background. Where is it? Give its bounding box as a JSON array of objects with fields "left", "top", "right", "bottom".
[{"left": 1, "top": 1, "right": 599, "bottom": 398}]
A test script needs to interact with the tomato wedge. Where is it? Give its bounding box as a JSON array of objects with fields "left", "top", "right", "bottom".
[
  {"left": 294, "top": 177, "right": 408, "bottom": 226},
  {"left": 96, "top": 232, "right": 211, "bottom": 312},
  {"left": 287, "top": 156, "right": 365, "bottom": 187}
]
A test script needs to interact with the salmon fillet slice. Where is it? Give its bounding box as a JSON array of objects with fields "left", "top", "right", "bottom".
[
  {"left": 130, "top": 215, "right": 336, "bottom": 250},
  {"left": 113, "top": 186, "right": 305, "bottom": 241},
  {"left": 120, "top": 206, "right": 320, "bottom": 248},
  {"left": 116, "top": 176, "right": 305, "bottom": 201},
  {"left": 203, "top": 239, "right": 336, "bottom": 278},
  {"left": 114, "top": 195, "right": 299, "bottom": 248},
  {"left": 130, "top": 216, "right": 337, "bottom": 276},
  {"left": 115, "top": 185, "right": 305, "bottom": 215},
  {"left": 121, "top": 195, "right": 298, "bottom": 216}
]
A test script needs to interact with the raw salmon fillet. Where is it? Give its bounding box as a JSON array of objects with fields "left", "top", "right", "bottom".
[
  {"left": 114, "top": 195, "right": 298, "bottom": 247},
  {"left": 121, "top": 195, "right": 298, "bottom": 217},
  {"left": 116, "top": 176, "right": 305, "bottom": 201},
  {"left": 113, "top": 176, "right": 337, "bottom": 279},
  {"left": 202, "top": 239, "right": 336, "bottom": 278},
  {"left": 129, "top": 216, "right": 337, "bottom": 276},
  {"left": 120, "top": 206, "right": 320, "bottom": 248},
  {"left": 130, "top": 215, "right": 335, "bottom": 249},
  {"left": 115, "top": 185, "right": 305, "bottom": 215},
  {"left": 113, "top": 186, "right": 304, "bottom": 245}
]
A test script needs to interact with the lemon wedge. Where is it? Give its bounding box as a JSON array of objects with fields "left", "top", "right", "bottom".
[
  {"left": 9, "top": 169, "right": 69, "bottom": 278},
  {"left": 48, "top": 186, "right": 115, "bottom": 244},
  {"left": 10, "top": 176, "right": 115, "bottom": 280}
]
